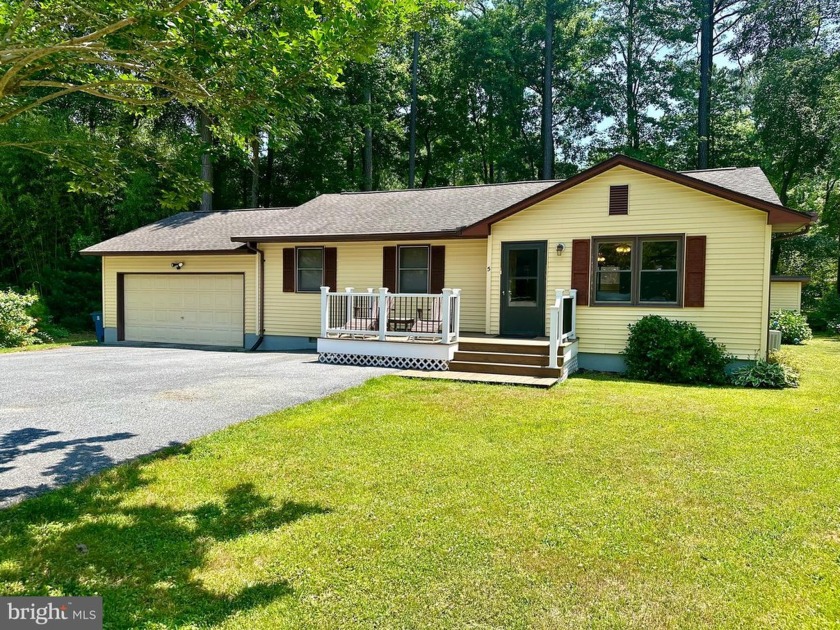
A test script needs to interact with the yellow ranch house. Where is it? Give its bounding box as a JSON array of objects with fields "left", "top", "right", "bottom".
[{"left": 82, "top": 155, "right": 814, "bottom": 382}]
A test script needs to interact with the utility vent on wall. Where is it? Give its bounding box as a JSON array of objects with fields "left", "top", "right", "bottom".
[{"left": 609, "top": 185, "right": 629, "bottom": 215}]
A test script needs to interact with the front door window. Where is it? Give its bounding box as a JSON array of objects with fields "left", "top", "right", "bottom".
[{"left": 507, "top": 248, "right": 539, "bottom": 307}]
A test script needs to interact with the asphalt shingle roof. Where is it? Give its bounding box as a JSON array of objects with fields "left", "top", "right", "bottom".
[
  {"left": 81, "top": 208, "right": 293, "bottom": 254},
  {"left": 81, "top": 163, "right": 791, "bottom": 255},
  {"left": 681, "top": 166, "right": 782, "bottom": 205}
]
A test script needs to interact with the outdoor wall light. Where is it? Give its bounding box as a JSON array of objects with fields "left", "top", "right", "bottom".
[
  {"left": 171, "top": 262, "right": 184, "bottom": 270},
  {"left": 555, "top": 243, "right": 566, "bottom": 256}
]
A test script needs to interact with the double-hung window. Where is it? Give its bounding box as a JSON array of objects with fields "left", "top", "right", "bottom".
[
  {"left": 398, "top": 245, "right": 430, "bottom": 293},
  {"left": 296, "top": 247, "right": 324, "bottom": 293},
  {"left": 593, "top": 236, "right": 682, "bottom": 306}
]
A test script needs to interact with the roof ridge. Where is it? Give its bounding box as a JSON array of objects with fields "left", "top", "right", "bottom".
[
  {"left": 680, "top": 166, "right": 741, "bottom": 173},
  {"left": 339, "top": 179, "right": 562, "bottom": 195},
  {"left": 195, "top": 207, "right": 295, "bottom": 214}
]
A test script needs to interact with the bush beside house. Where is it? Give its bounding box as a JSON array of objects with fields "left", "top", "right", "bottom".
[
  {"left": 730, "top": 350, "right": 801, "bottom": 389},
  {"left": 0, "top": 289, "right": 53, "bottom": 348},
  {"left": 770, "top": 309, "right": 813, "bottom": 344},
  {"left": 623, "top": 315, "right": 732, "bottom": 385}
]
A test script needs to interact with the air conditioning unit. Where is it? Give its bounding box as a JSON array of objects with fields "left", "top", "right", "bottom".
[{"left": 769, "top": 329, "right": 782, "bottom": 353}]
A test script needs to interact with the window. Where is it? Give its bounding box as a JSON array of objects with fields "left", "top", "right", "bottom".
[
  {"left": 593, "top": 236, "right": 682, "bottom": 306},
  {"left": 296, "top": 247, "right": 323, "bottom": 292},
  {"left": 398, "top": 245, "right": 429, "bottom": 293}
]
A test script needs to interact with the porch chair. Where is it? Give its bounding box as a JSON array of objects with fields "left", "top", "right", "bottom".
[
  {"left": 339, "top": 295, "right": 391, "bottom": 339},
  {"left": 408, "top": 298, "right": 444, "bottom": 340}
]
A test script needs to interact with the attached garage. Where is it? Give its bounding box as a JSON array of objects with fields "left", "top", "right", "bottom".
[{"left": 121, "top": 273, "right": 245, "bottom": 347}]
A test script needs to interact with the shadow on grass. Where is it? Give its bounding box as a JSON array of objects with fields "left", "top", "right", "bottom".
[{"left": 0, "top": 455, "right": 327, "bottom": 627}]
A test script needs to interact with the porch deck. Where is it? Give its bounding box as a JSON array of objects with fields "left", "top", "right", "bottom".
[{"left": 317, "top": 287, "right": 578, "bottom": 381}]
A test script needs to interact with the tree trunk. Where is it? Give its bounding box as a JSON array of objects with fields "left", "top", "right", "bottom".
[
  {"left": 541, "top": 0, "right": 554, "bottom": 180},
  {"left": 697, "top": 0, "right": 713, "bottom": 168},
  {"left": 265, "top": 137, "right": 274, "bottom": 207},
  {"left": 626, "top": 0, "right": 639, "bottom": 152},
  {"left": 408, "top": 31, "right": 420, "bottom": 188},
  {"left": 836, "top": 231, "right": 840, "bottom": 295},
  {"left": 199, "top": 111, "right": 213, "bottom": 212},
  {"left": 250, "top": 135, "right": 260, "bottom": 208},
  {"left": 363, "top": 83, "right": 373, "bottom": 191}
]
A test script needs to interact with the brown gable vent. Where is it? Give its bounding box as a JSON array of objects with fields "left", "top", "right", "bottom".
[{"left": 609, "top": 185, "right": 629, "bottom": 215}]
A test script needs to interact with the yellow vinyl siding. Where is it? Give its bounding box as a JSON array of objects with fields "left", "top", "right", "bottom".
[
  {"left": 489, "top": 165, "right": 771, "bottom": 359},
  {"left": 261, "top": 239, "right": 487, "bottom": 337},
  {"left": 101, "top": 254, "right": 257, "bottom": 333},
  {"left": 770, "top": 282, "right": 802, "bottom": 312}
]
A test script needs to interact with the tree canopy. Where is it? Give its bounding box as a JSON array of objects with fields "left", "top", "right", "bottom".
[{"left": 1, "top": 0, "right": 839, "bottom": 326}]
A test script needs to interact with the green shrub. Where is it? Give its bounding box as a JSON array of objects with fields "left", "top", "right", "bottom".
[
  {"left": 730, "top": 351, "right": 800, "bottom": 389},
  {"left": 808, "top": 292, "right": 840, "bottom": 332},
  {"left": 770, "top": 309, "right": 813, "bottom": 344},
  {"left": 0, "top": 289, "right": 51, "bottom": 348},
  {"left": 623, "top": 315, "right": 732, "bottom": 385}
]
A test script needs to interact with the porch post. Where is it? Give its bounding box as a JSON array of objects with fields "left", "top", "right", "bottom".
[
  {"left": 345, "top": 287, "right": 354, "bottom": 334},
  {"left": 556, "top": 289, "right": 564, "bottom": 344},
  {"left": 549, "top": 306, "right": 559, "bottom": 369},
  {"left": 452, "top": 288, "right": 462, "bottom": 342},
  {"left": 320, "top": 286, "right": 329, "bottom": 338},
  {"left": 440, "top": 288, "right": 452, "bottom": 343},
  {"left": 378, "top": 287, "right": 388, "bottom": 341},
  {"left": 569, "top": 289, "right": 578, "bottom": 340}
]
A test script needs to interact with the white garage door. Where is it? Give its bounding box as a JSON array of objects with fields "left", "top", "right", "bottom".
[{"left": 123, "top": 274, "right": 245, "bottom": 347}]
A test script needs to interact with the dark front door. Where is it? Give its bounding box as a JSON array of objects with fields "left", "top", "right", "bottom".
[{"left": 500, "top": 241, "right": 547, "bottom": 337}]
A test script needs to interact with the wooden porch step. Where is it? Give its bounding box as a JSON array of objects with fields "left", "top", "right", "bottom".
[
  {"left": 448, "top": 361, "right": 562, "bottom": 379},
  {"left": 453, "top": 351, "right": 552, "bottom": 367},
  {"left": 457, "top": 340, "right": 550, "bottom": 356}
]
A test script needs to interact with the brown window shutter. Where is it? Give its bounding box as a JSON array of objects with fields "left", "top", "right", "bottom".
[
  {"left": 684, "top": 236, "right": 707, "bottom": 307},
  {"left": 282, "top": 247, "right": 295, "bottom": 293},
  {"left": 382, "top": 246, "right": 397, "bottom": 292},
  {"left": 323, "top": 247, "right": 337, "bottom": 291},
  {"left": 609, "top": 185, "right": 629, "bottom": 215},
  {"left": 429, "top": 245, "right": 445, "bottom": 293},
  {"left": 571, "top": 239, "right": 590, "bottom": 306}
]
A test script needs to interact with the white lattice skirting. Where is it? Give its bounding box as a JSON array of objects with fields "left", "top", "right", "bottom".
[
  {"left": 319, "top": 353, "right": 449, "bottom": 371},
  {"left": 561, "top": 354, "right": 579, "bottom": 381}
]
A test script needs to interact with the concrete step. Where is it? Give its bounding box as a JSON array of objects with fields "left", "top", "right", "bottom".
[
  {"left": 453, "top": 351, "right": 555, "bottom": 367},
  {"left": 457, "top": 340, "right": 549, "bottom": 355},
  {"left": 448, "top": 361, "right": 562, "bottom": 379}
]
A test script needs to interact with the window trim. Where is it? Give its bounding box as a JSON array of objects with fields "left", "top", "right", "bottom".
[
  {"left": 396, "top": 244, "right": 431, "bottom": 294},
  {"left": 295, "top": 246, "right": 325, "bottom": 294},
  {"left": 590, "top": 234, "right": 684, "bottom": 307}
]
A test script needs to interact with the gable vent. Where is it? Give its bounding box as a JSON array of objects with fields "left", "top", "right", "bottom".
[{"left": 609, "top": 185, "right": 629, "bottom": 215}]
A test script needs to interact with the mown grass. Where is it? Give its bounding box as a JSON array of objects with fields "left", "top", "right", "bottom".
[
  {"left": 1, "top": 338, "right": 839, "bottom": 628},
  {"left": 0, "top": 333, "right": 97, "bottom": 354}
]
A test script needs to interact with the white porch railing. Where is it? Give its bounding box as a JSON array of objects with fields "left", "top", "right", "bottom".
[
  {"left": 549, "top": 288, "right": 577, "bottom": 369},
  {"left": 320, "top": 287, "right": 461, "bottom": 344}
]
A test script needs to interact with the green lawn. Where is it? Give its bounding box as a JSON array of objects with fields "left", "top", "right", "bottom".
[
  {"left": 0, "top": 333, "right": 97, "bottom": 354},
  {"left": 2, "top": 339, "right": 839, "bottom": 628}
]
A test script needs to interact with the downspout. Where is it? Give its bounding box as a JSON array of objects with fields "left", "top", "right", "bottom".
[{"left": 246, "top": 242, "right": 266, "bottom": 351}]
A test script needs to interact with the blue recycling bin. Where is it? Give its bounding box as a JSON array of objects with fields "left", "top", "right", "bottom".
[{"left": 91, "top": 311, "right": 104, "bottom": 343}]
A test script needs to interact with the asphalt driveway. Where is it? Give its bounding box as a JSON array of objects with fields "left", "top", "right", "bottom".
[{"left": 0, "top": 346, "right": 391, "bottom": 507}]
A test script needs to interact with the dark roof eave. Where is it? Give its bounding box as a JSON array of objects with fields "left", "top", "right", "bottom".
[
  {"left": 459, "top": 154, "right": 814, "bottom": 236},
  {"left": 80, "top": 247, "right": 254, "bottom": 257},
  {"left": 230, "top": 229, "right": 471, "bottom": 243},
  {"left": 770, "top": 275, "right": 811, "bottom": 284}
]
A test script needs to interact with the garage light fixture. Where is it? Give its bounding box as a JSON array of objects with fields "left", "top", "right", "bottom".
[{"left": 171, "top": 262, "right": 184, "bottom": 270}]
